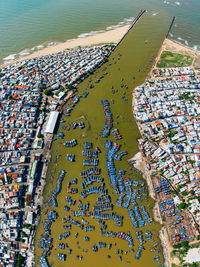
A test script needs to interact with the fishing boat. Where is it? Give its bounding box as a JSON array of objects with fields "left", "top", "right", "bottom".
[{"left": 57, "top": 253, "right": 66, "bottom": 261}]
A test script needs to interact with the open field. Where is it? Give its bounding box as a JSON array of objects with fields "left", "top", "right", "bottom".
[{"left": 157, "top": 50, "right": 193, "bottom": 68}]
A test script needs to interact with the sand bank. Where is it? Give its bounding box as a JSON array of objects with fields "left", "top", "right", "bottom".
[
  {"left": 163, "top": 38, "right": 198, "bottom": 57},
  {"left": 0, "top": 24, "right": 130, "bottom": 68}
]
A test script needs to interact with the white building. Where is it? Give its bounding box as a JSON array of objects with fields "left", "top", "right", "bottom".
[{"left": 45, "top": 111, "right": 59, "bottom": 134}]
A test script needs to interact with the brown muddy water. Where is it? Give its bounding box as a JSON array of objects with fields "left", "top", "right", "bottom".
[{"left": 35, "top": 11, "right": 171, "bottom": 267}]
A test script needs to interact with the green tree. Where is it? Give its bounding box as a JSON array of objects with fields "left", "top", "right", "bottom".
[
  {"left": 173, "top": 243, "right": 181, "bottom": 249},
  {"left": 189, "top": 190, "right": 195, "bottom": 195},
  {"left": 41, "top": 83, "right": 46, "bottom": 89},
  {"left": 66, "top": 84, "right": 74, "bottom": 90},
  {"left": 16, "top": 254, "right": 25, "bottom": 267},
  {"left": 178, "top": 202, "right": 187, "bottom": 210},
  {"left": 181, "top": 191, "right": 188, "bottom": 196},
  {"left": 181, "top": 241, "right": 189, "bottom": 249},
  {"left": 44, "top": 89, "right": 50, "bottom": 96}
]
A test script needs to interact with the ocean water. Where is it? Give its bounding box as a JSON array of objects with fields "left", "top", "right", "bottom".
[{"left": 0, "top": 0, "right": 200, "bottom": 64}]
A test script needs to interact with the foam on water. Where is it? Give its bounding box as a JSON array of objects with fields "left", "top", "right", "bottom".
[
  {"left": 37, "top": 45, "right": 44, "bottom": 50},
  {"left": 163, "top": 1, "right": 170, "bottom": 5},
  {"left": 152, "top": 12, "right": 158, "bottom": 16},
  {"left": 163, "top": 0, "right": 181, "bottom": 6},
  {"left": 47, "top": 41, "right": 60, "bottom": 47},
  {"left": 184, "top": 40, "right": 189, "bottom": 46},
  {"left": 3, "top": 54, "right": 17, "bottom": 64},
  {"left": 78, "top": 30, "right": 104, "bottom": 39},
  {"left": 76, "top": 17, "right": 134, "bottom": 39},
  {"left": 2, "top": 13, "right": 200, "bottom": 65},
  {"left": 173, "top": 38, "right": 200, "bottom": 53},
  {"left": 19, "top": 49, "right": 30, "bottom": 56},
  {"left": 3, "top": 54, "right": 16, "bottom": 61},
  {"left": 25, "top": 16, "right": 134, "bottom": 60}
]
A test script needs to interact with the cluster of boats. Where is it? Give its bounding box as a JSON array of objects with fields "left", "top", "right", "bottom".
[
  {"left": 81, "top": 175, "right": 104, "bottom": 189},
  {"left": 39, "top": 210, "right": 57, "bottom": 266},
  {"left": 93, "top": 203, "right": 113, "bottom": 212},
  {"left": 83, "top": 159, "right": 99, "bottom": 166},
  {"left": 159, "top": 198, "right": 175, "bottom": 212},
  {"left": 59, "top": 231, "right": 71, "bottom": 240},
  {"left": 140, "top": 206, "right": 153, "bottom": 225},
  {"left": 96, "top": 195, "right": 111, "bottom": 204},
  {"left": 52, "top": 170, "right": 65, "bottom": 196},
  {"left": 80, "top": 166, "right": 101, "bottom": 178},
  {"left": 135, "top": 231, "right": 145, "bottom": 260},
  {"left": 114, "top": 151, "right": 128, "bottom": 161},
  {"left": 39, "top": 83, "right": 165, "bottom": 266},
  {"left": 39, "top": 171, "right": 67, "bottom": 266},
  {"left": 111, "top": 128, "right": 122, "bottom": 140},
  {"left": 57, "top": 132, "right": 64, "bottom": 139},
  {"left": 58, "top": 243, "right": 69, "bottom": 250},
  {"left": 65, "top": 196, "right": 76, "bottom": 206},
  {"left": 82, "top": 149, "right": 98, "bottom": 158},
  {"left": 57, "top": 253, "right": 66, "bottom": 261},
  {"left": 66, "top": 154, "right": 75, "bottom": 162},
  {"left": 63, "top": 94, "right": 80, "bottom": 116},
  {"left": 84, "top": 142, "right": 93, "bottom": 149},
  {"left": 145, "top": 230, "right": 152, "bottom": 240},
  {"left": 100, "top": 100, "right": 113, "bottom": 138},
  {"left": 117, "top": 231, "right": 134, "bottom": 247},
  {"left": 105, "top": 140, "right": 121, "bottom": 189},
  {"left": 77, "top": 201, "right": 89, "bottom": 211},
  {"left": 154, "top": 178, "right": 171, "bottom": 195},
  {"left": 80, "top": 186, "right": 107, "bottom": 198},
  {"left": 69, "top": 121, "right": 85, "bottom": 129}
]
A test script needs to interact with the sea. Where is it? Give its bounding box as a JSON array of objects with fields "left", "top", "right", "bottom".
[{"left": 0, "top": 0, "right": 200, "bottom": 65}]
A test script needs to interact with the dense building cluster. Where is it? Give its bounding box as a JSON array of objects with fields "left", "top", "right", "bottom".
[
  {"left": 0, "top": 45, "right": 112, "bottom": 266},
  {"left": 134, "top": 66, "right": 200, "bottom": 246}
]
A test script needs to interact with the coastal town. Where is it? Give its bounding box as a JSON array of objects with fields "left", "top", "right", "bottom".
[
  {"left": 0, "top": 13, "right": 200, "bottom": 267},
  {"left": 0, "top": 44, "right": 113, "bottom": 266},
  {"left": 134, "top": 47, "right": 200, "bottom": 265},
  {"left": 1, "top": 0, "right": 200, "bottom": 265}
]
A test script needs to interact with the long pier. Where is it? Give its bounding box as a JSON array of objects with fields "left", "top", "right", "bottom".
[
  {"left": 166, "top": 16, "right": 175, "bottom": 38},
  {"left": 113, "top": 9, "right": 146, "bottom": 52}
]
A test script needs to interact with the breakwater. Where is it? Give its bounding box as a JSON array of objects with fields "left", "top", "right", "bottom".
[
  {"left": 113, "top": 9, "right": 146, "bottom": 51},
  {"left": 166, "top": 16, "right": 176, "bottom": 39}
]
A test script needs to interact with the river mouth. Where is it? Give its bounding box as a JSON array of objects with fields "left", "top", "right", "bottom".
[{"left": 35, "top": 11, "right": 171, "bottom": 267}]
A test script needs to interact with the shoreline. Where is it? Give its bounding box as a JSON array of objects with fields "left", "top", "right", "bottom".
[
  {"left": 129, "top": 147, "right": 171, "bottom": 266},
  {"left": 131, "top": 104, "right": 172, "bottom": 267},
  {"left": 1, "top": 21, "right": 199, "bottom": 70},
  {"left": 2, "top": 14, "right": 198, "bottom": 266},
  {"left": 131, "top": 37, "right": 200, "bottom": 267},
  {"left": 0, "top": 24, "right": 131, "bottom": 68}
]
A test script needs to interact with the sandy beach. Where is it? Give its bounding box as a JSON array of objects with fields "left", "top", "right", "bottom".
[
  {"left": 162, "top": 38, "right": 198, "bottom": 57},
  {"left": 1, "top": 24, "right": 199, "bottom": 70},
  {"left": 0, "top": 24, "right": 130, "bottom": 68}
]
